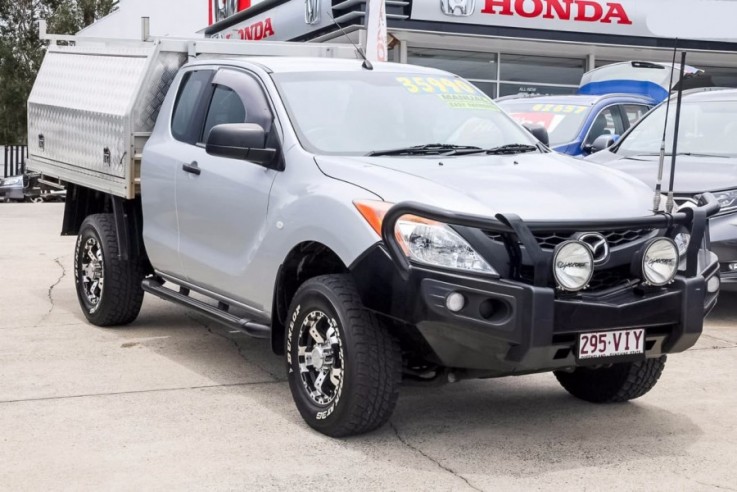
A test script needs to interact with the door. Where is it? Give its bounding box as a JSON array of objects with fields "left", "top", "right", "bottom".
[
  {"left": 175, "top": 68, "right": 279, "bottom": 305},
  {"left": 142, "top": 69, "right": 214, "bottom": 277},
  {"left": 583, "top": 106, "right": 627, "bottom": 152}
]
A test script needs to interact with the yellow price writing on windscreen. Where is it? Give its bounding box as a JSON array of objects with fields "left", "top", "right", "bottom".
[
  {"left": 397, "top": 76, "right": 479, "bottom": 95},
  {"left": 532, "top": 104, "right": 587, "bottom": 114}
]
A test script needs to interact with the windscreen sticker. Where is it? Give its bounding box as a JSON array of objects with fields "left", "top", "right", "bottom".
[
  {"left": 395, "top": 77, "right": 497, "bottom": 110},
  {"left": 439, "top": 93, "right": 498, "bottom": 111},
  {"left": 530, "top": 104, "right": 587, "bottom": 114},
  {"left": 396, "top": 76, "right": 479, "bottom": 95}
]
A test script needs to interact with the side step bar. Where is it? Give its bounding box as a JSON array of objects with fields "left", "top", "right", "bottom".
[{"left": 141, "top": 278, "right": 271, "bottom": 339}]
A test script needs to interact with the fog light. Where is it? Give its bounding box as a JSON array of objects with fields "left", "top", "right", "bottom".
[
  {"left": 642, "top": 238, "right": 679, "bottom": 286},
  {"left": 553, "top": 241, "right": 594, "bottom": 291},
  {"left": 708, "top": 276, "right": 720, "bottom": 293},
  {"left": 446, "top": 292, "right": 466, "bottom": 312}
]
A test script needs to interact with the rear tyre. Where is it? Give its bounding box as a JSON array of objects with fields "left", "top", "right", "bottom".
[
  {"left": 74, "top": 214, "right": 145, "bottom": 326},
  {"left": 554, "top": 356, "right": 666, "bottom": 403},
  {"left": 286, "top": 274, "right": 402, "bottom": 437}
]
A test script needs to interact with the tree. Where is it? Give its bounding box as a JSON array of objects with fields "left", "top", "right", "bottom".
[{"left": 0, "top": 0, "right": 117, "bottom": 144}]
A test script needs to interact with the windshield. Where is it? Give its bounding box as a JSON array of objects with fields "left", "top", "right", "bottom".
[
  {"left": 498, "top": 101, "right": 590, "bottom": 147},
  {"left": 616, "top": 100, "right": 737, "bottom": 157},
  {"left": 272, "top": 71, "right": 538, "bottom": 156}
]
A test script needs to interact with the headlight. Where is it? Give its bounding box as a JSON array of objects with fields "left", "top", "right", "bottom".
[
  {"left": 553, "top": 241, "right": 594, "bottom": 291},
  {"left": 2, "top": 176, "right": 23, "bottom": 186},
  {"left": 395, "top": 217, "right": 496, "bottom": 274},
  {"left": 674, "top": 231, "right": 690, "bottom": 257},
  {"left": 713, "top": 189, "right": 737, "bottom": 214},
  {"left": 641, "top": 238, "right": 678, "bottom": 286}
]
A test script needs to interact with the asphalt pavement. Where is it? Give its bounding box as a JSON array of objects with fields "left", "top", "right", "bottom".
[{"left": 2, "top": 203, "right": 736, "bottom": 491}]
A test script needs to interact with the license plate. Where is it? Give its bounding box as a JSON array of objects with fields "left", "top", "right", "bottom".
[{"left": 578, "top": 329, "right": 645, "bottom": 360}]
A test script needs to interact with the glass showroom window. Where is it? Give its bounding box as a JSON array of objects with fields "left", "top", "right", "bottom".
[
  {"left": 499, "top": 54, "right": 584, "bottom": 98},
  {"left": 407, "top": 48, "right": 499, "bottom": 98}
]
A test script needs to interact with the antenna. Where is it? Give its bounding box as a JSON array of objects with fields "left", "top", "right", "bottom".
[
  {"left": 328, "top": 13, "right": 373, "bottom": 70},
  {"left": 666, "top": 52, "right": 688, "bottom": 214},
  {"left": 652, "top": 40, "right": 678, "bottom": 213}
]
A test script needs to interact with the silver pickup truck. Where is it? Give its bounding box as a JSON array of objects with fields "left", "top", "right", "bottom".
[{"left": 27, "top": 35, "right": 721, "bottom": 437}]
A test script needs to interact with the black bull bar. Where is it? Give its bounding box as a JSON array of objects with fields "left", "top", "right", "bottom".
[{"left": 381, "top": 193, "right": 720, "bottom": 283}]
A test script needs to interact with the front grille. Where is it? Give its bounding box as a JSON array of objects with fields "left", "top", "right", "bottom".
[
  {"left": 520, "top": 264, "right": 636, "bottom": 292},
  {"left": 484, "top": 228, "right": 655, "bottom": 249},
  {"left": 588, "top": 264, "right": 634, "bottom": 290}
]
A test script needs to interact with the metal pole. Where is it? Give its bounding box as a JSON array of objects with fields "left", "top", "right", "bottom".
[
  {"left": 141, "top": 17, "right": 150, "bottom": 42},
  {"left": 666, "top": 52, "right": 688, "bottom": 214}
]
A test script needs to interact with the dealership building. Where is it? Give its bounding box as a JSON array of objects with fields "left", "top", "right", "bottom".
[{"left": 204, "top": 0, "right": 737, "bottom": 98}]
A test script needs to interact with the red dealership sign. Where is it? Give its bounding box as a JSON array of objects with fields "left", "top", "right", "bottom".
[
  {"left": 413, "top": 0, "right": 659, "bottom": 38},
  {"left": 480, "top": 0, "right": 632, "bottom": 25}
]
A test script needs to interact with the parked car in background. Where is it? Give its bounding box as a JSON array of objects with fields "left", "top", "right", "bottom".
[
  {"left": 0, "top": 172, "right": 65, "bottom": 203},
  {"left": 0, "top": 174, "right": 26, "bottom": 201},
  {"left": 587, "top": 88, "right": 737, "bottom": 290},
  {"left": 497, "top": 94, "right": 653, "bottom": 156},
  {"left": 579, "top": 61, "right": 713, "bottom": 104}
]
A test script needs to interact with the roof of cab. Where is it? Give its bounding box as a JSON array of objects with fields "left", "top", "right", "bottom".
[
  {"left": 186, "top": 57, "right": 454, "bottom": 75},
  {"left": 678, "top": 87, "right": 737, "bottom": 101}
]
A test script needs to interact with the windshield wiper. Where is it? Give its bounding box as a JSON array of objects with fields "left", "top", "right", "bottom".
[
  {"left": 450, "top": 143, "right": 540, "bottom": 156},
  {"left": 366, "top": 144, "right": 482, "bottom": 157},
  {"left": 676, "top": 152, "right": 730, "bottom": 158},
  {"left": 626, "top": 152, "right": 730, "bottom": 158}
]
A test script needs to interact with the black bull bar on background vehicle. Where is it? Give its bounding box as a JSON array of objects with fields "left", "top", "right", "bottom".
[{"left": 350, "top": 193, "right": 722, "bottom": 372}]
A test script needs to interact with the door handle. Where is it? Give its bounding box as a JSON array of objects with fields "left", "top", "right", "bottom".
[{"left": 182, "top": 161, "right": 201, "bottom": 176}]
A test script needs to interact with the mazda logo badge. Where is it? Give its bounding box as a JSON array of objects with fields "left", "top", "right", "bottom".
[{"left": 577, "top": 232, "right": 610, "bottom": 265}]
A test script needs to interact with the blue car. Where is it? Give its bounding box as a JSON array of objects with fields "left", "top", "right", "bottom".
[{"left": 497, "top": 93, "right": 653, "bottom": 157}]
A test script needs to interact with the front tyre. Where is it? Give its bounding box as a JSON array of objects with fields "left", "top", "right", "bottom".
[
  {"left": 554, "top": 356, "right": 667, "bottom": 403},
  {"left": 286, "top": 274, "right": 401, "bottom": 437},
  {"left": 74, "top": 214, "right": 145, "bottom": 326}
]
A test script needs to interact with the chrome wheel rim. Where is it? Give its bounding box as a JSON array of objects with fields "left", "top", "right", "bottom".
[
  {"left": 297, "top": 310, "right": 344, "bottom": 406},
  {"left": 80, "top": 237, "right": 104, "bottom": 306}
]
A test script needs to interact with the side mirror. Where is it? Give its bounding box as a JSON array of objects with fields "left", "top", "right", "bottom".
[
  {"left": 523, "top": 124, "right": 549, "bottom": 147},
  {"left": 206, "top": 123, "right": 278, "bottom": 166},
  {"left": 585, "top": 134, "right": 619, "bottom": 155}
]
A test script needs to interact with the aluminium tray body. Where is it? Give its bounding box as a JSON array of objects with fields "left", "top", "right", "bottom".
[{"left": 27, "top": 42, "right": 185, "bottom": 198}]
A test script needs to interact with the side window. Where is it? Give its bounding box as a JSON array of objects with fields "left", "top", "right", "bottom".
[
  {"left": 171, "top": 70, "right": 213, "bottom": 144},
  {"left": 585, "top": 107, "right": 625, "bottom": 145},
  {"left": 202, "top": 86, "right": 247, "bottom": 141},
  {"left": 198, "top": 69, "right": 274, "bottom": 144},
  {"left": 622, "top": 104, "right": 649, "bottom": 127}
]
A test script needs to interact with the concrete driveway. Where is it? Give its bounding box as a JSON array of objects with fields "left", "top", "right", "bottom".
[{"left": 2, "top": 203, "right": 736, "bottom": 491}]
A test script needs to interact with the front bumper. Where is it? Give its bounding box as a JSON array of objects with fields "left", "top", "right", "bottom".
[
  {"left": 351, "top": 195, "right": 721, "bottom": 375},
  {"left": 352, "top": 245, "right": 719, "bottom": 374}
]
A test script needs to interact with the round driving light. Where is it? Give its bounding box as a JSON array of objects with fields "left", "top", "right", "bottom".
[
  {"left": 642, "top": 238, "right": 679, "bottom": 286},
  {"left": 553, "top": 241, "right": 594, "bottom": 292},
  {"left": 707, "top": 276, "right": 720, "bottom": 294},
  {"left": 446, "top": 292, "right": 466, "bottom": 312}
]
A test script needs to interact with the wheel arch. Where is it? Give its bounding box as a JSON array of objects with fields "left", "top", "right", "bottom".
[
  {"left": 63, "top": 183, "right": 149, "bottom": 265},
  {"left": 271, "top": 241, "right": 349, "bottom": 354}
]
